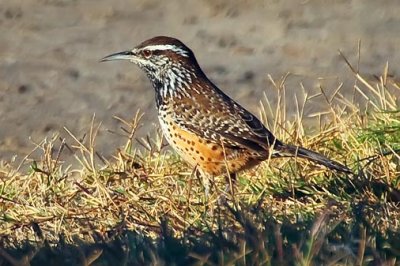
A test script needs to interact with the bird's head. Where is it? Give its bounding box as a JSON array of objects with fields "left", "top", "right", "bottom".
[{"left": 101, "top": 36, "right": 200, "bottom": 87}]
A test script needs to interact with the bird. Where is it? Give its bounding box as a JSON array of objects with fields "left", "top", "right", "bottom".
[{"left": 101, "top": 36, "right": 351, "bottom": 184}]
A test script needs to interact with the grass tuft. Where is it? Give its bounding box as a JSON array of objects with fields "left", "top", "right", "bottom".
[{"left": 0, "top": 60, "right": 399, "bottom": 264}]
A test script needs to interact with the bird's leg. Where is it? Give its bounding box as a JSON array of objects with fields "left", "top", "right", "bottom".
[
  {"left": 218, "top": 172, "right": 237, "bottom": 205},
  {"left": 203, "top": 174, "right": 211, "bottom": 199},
  {"left": 196, "top": 169, "right": 213, "bottom": 200},
  {"left": 225, "top": 172, "right": 237, "bottom": 195}
]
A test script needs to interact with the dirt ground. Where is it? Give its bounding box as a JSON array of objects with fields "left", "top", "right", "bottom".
[{"left": 0, "top": 0, "right": 399, "bottom": 162}]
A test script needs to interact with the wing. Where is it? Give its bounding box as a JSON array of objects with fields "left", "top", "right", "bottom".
[{"left": 170, "top": 83, "right": 280, "bottom": 155}]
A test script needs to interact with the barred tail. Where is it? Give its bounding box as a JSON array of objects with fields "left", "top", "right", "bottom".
[{"left": 275, "top": 144, "right": 352, "bottom": 174}]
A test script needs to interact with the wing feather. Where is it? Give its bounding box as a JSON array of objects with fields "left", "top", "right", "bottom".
[{"left": 169, "top": 85, "right": 279, "bottom": 156}]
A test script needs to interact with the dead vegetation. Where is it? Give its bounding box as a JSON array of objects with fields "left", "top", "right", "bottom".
[{"left": 0, "top": 57, "right": 399, "bottom": 265}]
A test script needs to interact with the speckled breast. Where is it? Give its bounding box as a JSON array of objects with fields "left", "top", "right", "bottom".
[{"left": 158, "top": 112, "right": 261, "bottom": 176}]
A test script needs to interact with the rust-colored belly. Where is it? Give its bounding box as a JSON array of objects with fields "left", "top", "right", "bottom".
[{"left": 159, "top": 116, "right": 262, "bottom": 176}]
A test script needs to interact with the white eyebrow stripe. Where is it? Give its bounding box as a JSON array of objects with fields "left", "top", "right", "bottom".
[{"left": 143, "top": 44, "right": 189, "bottom": 57}]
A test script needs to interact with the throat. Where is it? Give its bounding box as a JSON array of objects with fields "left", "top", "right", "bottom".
[{"left": 151, "top": 68, "right": 195, "bottom": 108}]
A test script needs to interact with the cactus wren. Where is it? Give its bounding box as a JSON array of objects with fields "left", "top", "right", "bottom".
[{"left": 101, "top": 36, "right": 351, "bottom": 180}]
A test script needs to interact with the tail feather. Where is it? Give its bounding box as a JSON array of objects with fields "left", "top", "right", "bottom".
[{"left": 274, "top": 144, "right": 352, "bottom": 174}]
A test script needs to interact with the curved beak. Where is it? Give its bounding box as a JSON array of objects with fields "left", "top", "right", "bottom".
[{"left": 100, "top": 50, "right": 135, "bottom": 62}]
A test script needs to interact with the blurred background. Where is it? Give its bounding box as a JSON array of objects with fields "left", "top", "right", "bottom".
[{"left": 0, "top": 0, "right": 399, "bottom": 161}]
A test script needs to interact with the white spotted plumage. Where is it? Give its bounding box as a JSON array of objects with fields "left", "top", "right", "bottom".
[{"left": 103, "top": 36, "right": 351, "bottom": 175}]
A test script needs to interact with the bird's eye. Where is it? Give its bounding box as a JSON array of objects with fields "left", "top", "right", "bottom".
[{"left": 142, "top": 49, "right": 152, "bottom": 58}]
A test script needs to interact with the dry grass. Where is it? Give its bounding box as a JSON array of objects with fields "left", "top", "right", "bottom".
[{"left": 0, "top": 58, "right": 399, "bottom": 265}]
